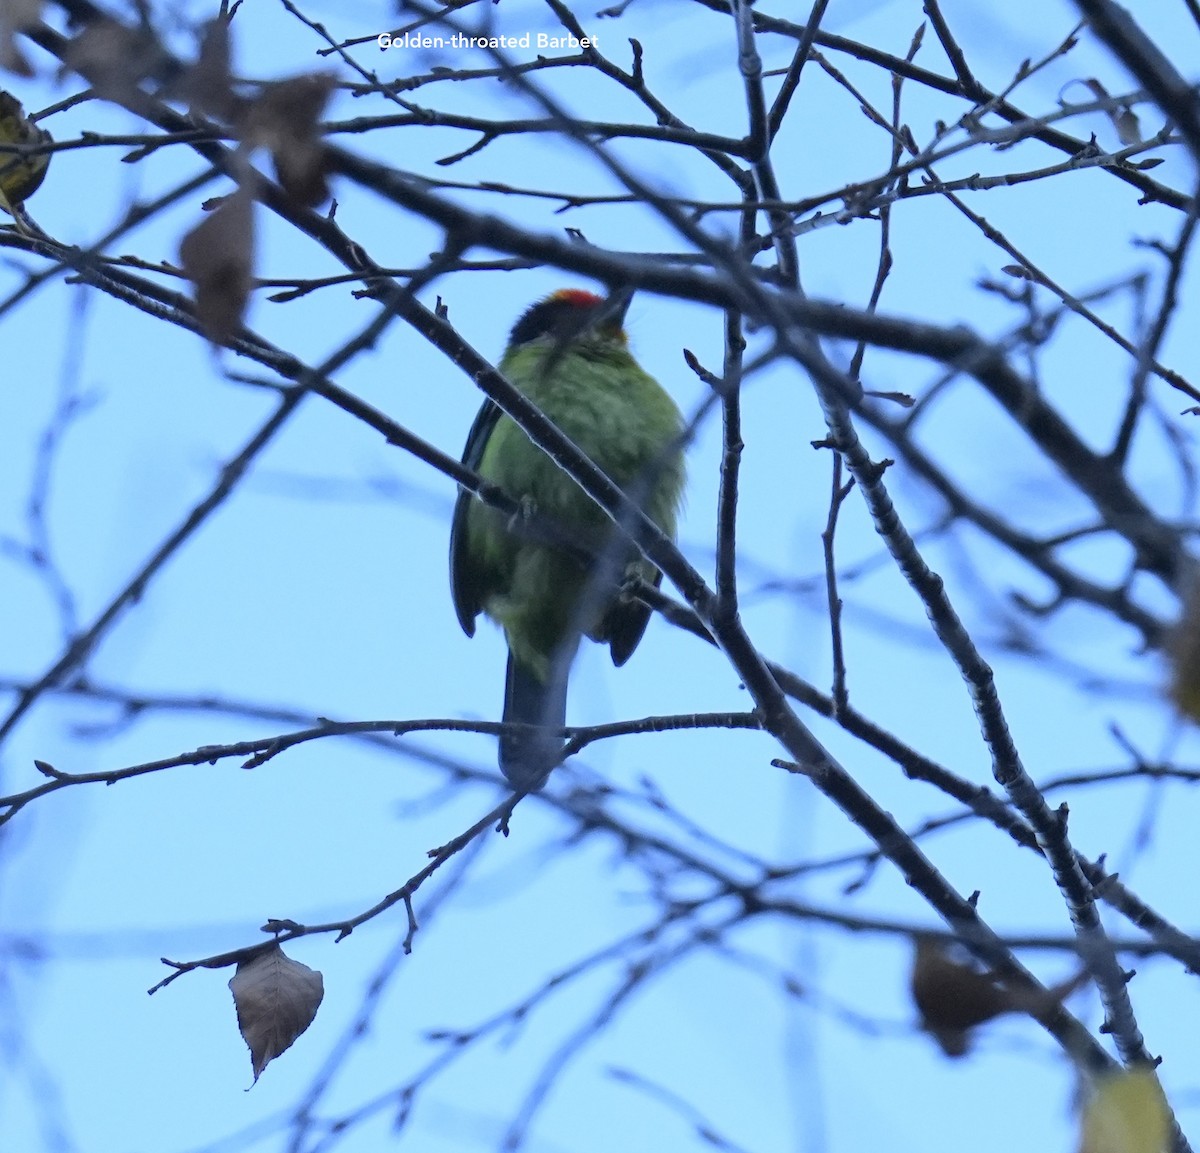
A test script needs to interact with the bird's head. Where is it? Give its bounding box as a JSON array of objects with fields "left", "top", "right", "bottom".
[{"left": 507, "top": 288, "right": 632, "bottom": 352}]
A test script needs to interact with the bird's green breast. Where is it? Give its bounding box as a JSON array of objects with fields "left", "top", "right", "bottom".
[
  {"left": 464, "top": 339, "right": 684, "bottom": 674},
  {"left": 482, "top": 341, "right": 683, "bottom": 538}
]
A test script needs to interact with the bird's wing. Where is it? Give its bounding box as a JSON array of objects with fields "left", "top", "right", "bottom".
[
  {"left": 603, "top": 567, "right": 662, "bottom": 666},
  {"left": 449, "top": 398, "right": 503, "bottom": 636}
]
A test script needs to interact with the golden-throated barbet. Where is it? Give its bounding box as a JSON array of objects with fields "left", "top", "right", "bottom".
[{"left": 449, "top": 289, "right": 685, "bottom": 788}]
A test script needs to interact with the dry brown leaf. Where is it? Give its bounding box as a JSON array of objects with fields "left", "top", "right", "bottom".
[
  {"left": 178, "top": 185, "right": 256, "bottom": 343},
  {"left": 62, "top": 18, "right": 166, "bottom": 107},
  {"left": 910, "top": 936, "right": 1086, "bottom": 1057},
  {"left": 0, "top": 0, "right": 42, "bottom": 76},
  {"left": 229, "top": 944, "right": 324, "bottom": 1084},
  {"left": 242, "top": 72, "right": 336, "bottom": 208},
  {"left": 1081, "top": 78, "right": 1142, "bottom": 147},
  {"left": 177, "top": 16, "right": 238, "bottom": 122},
  {"left": 1114, "top": 107, "right": 1142, "bottom": 147},
  {"left": 911, "top": 937, "right": 1016, "bottom": 1056}
]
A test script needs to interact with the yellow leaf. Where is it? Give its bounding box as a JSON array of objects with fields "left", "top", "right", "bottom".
[
  {"left": 1080, "top": 1068, "right": 1170, "bottom": 1153},
  {"left": 1168, "top": 580, "right": 1200, "bottom": 722}
]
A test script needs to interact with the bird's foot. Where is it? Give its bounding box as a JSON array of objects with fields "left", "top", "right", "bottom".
[{"left": 508, "top": 493, "right": 538, "bottom": 530}]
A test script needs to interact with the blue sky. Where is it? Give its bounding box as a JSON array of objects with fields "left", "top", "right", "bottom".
[{"left": 3, "top": 1, "right": 1200, "bottom": 1152}]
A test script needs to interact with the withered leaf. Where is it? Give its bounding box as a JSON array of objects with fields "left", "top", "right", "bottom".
[
  {"left": 910, "top": 936, "right": 1085, "bottom": 1057},
  {"left": 62, "top": 18, "right": 166, "bottom": 107},
  {"left": 1080, "top": 77, "right": 1142, "bottom": 147},
  {"left": 176, "top": 16, "right": 239, "bottom": 123},
  {"left": 242, "top": 72, "right": 336, "bottom": 208},
  {"left": 229, "top": 944, "right": 324, "bottom": 1084},
  {"left": 178, "top": 184, "right": 256, "bottom": 343},
  {"left": 1114, "top": 107, "right": 1142, "bottom": 147},
  {"left": 911, "top": 937, "right": 1015, "bottom": 1056},
  {"left": 0, "top": 0, "right": 42, "bottom": 76}
]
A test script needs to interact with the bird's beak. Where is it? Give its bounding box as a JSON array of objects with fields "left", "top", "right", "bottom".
[{"left": 594, "top": 285, "right": 634, "bottom": 332}]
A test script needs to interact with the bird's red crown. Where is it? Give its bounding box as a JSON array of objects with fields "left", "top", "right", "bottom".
[
  {"left": 508, "top": 288, "right": 629, "bottom": 349},
  {"left": 550, "top": 288, "right": 605, "bottom": 310}
]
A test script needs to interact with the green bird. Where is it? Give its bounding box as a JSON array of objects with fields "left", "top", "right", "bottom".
[
  {"left": 0, "top": 91, "right": 51, "bottom": 216},
  {"left": 450, "top": 288, "right": 686, "bottom": 789}
]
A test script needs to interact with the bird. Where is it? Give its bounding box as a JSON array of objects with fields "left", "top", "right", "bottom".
[
  {"left": 449, "top": 288, "right": 686, "bottom": 789},
  {"left": 0, "top": 91, "right": 50, "bottom": 216}
]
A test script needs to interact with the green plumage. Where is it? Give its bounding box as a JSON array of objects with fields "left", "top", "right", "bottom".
[{"left": 449, "top": 291, "right": 685, "bottom": 788}]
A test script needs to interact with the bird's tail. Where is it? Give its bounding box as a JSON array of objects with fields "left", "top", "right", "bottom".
[{"left": 500, "top": 651, "right": 569, "bottom": 790}]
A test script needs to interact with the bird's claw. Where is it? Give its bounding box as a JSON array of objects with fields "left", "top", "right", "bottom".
[{"left": 508, "top": 494, "right": 538, "bottom": 530}]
